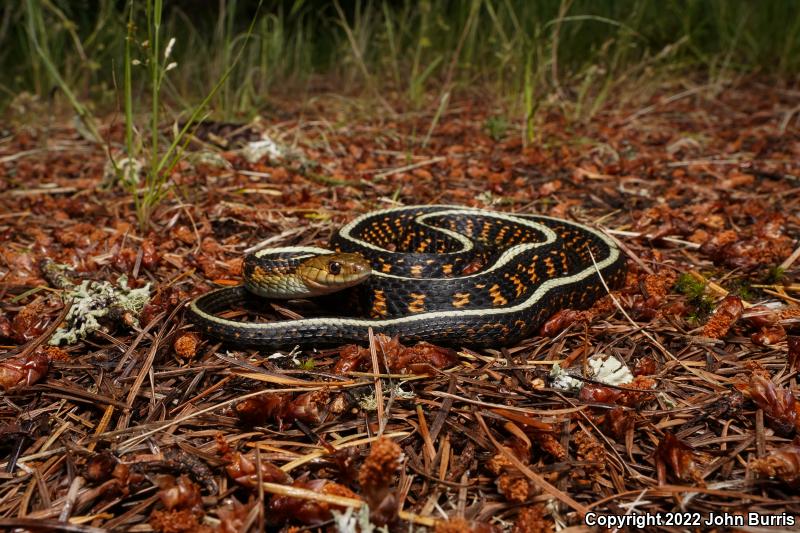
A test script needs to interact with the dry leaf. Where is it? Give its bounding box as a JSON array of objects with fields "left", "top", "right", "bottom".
[{"left": 654, "top": 432, "right": 703, "bottom": 485}]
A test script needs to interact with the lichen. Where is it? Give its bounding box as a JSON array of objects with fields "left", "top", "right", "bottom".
[
  {"left": 49, "top": 275, "right": 150, "bottom": 345},
  {"left": 550, "top": 355, "right": 633, "bottom": 391},
  {"left": 242, "top": 137, "right": 285, "bottom": 163},
  {"left": 589, "top": 355, "right": 633, "bottom": 386},
  {"left": 358, "top": 392, "right": 379, "bottom": 411},
  {"left": 550, "top": 362, "right": 582, "bottom": 391}
]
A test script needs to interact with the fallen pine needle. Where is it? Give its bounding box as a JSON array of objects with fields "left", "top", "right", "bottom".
[
  {"left": 279, "top": 431, "right": 411, "bottom": 472},
  {"left": 259, "top": 481, "right": 437, "bottom": 526}
]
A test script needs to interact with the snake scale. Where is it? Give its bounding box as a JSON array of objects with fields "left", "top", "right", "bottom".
[{"left": 187, "top": 205, "right": 626, "bottom": 347}]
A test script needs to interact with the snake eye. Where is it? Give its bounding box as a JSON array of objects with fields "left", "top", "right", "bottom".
[{"left": 328, "top": 261, "right": 342, "bottom": 275}]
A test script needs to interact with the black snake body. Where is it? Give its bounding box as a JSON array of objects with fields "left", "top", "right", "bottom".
[{"left": 188, "top": 205, "right": 626, "bottom": 347}]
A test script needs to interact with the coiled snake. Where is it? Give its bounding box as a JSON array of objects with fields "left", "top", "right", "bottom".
[{"left": 188, "top": 205, "right": 626, "bottom": 347}]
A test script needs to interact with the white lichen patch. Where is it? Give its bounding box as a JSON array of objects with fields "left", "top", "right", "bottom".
[
  {"left": 331, "top": 506, "right": 390, "bottom": 533},
  {"left": 589, "top": 355, "right": 634, "bottom": 386},
  {"left": 358, "top": 392, "right": 379, "bottom": 411},
  {"left": 549, "top": 362, "right": 584, "bottom": 391},
  {"left": 242, "top": 136, "right": 285, "bottom": 163},
  {"left": 49, "top": 276, "right": 151, "bottom": 345},
  {"left": 550, "top": 355, "right": 633, "bottom": 391}
]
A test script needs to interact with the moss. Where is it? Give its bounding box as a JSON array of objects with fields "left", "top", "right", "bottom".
[
  {"left": 728, "top": 279, "right": 757, "bottom": 301},
  {"left": 675, "top": 272, "right": 704, "bottom": 299},
  {"left": 765, "top": 265, "right": 786, "bottom": 284},
  {"left": 675, "top": 273, "right": 713, "bottom": 321}
]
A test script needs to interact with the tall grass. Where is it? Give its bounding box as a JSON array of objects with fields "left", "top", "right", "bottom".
[
  {"left": 2, "top": 0, "right": 799, "bottom": 121},
  {"left": 118, "top": 0, "right": 261, "bottom": 229},
  {"left": 5, "top": 1, "right": 796, "bottom": 228}
]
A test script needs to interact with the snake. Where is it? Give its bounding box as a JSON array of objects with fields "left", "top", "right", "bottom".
[{"left": 187, "top": 205, "right": 626, "bottom": 347}]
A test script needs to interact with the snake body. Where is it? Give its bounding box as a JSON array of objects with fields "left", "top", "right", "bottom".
[{"left": 188, "top": 205, "right": 626, "bottom": 347}]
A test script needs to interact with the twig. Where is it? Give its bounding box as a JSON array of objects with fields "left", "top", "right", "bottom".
[
  {"left": 606, "top": 229, "right": 701, "bottom": 250},
  {"left": 279, "top": 431, "right": 411, "bottom": 473},
  {"left": 368, "top": 328, "right": 385, "bottom": 436},
  {"left": 9, "top": 187, "right": 78, "bottom": 196},
  {"left": 688, "top": 270, "right": 753, "bottom": 308},
  {"left": 429, "top": 391, "right": 587, "bottom": 416},
  {"left": 601, "top": 229, "right": 654, "bottom": 275},
  {"left": 374, "top": 156, "right": 445, "bottom": 180},
  {"left": 416, "top": 405, "right": 436, "bottom": 462},
  {"left": 244, "top": 226, "right": 311, "bottom": 254},
  {"left": 0, "top": 519, "right": 105, "bottom": 533},
  {"left": 779, "top": 242, "right": 800, "bottom": 270},
  {"left": 624, "top": 84, "right": 718, "bottom": 124},
  {"left": 58, "top": 476, "right": 84, "bottom": 522}
]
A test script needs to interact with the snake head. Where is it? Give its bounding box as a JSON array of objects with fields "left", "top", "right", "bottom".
[{"left": 297, "top": 253, "right": 371, "bottom": 295}]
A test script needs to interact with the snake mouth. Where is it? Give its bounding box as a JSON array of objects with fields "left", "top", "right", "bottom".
[{"left": 301, "top": 274, "right": 366, "bottom": 294}]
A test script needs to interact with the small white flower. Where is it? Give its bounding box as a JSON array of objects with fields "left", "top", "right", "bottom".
[
  {"left": 164, "top": 37, "right": 176, "bottom": 59},
  {"left": 165, "top": 62, "right": 177, "bottom": 71},
  {"left": 131, "top": 59, "right": 141, "bottom": 66}
]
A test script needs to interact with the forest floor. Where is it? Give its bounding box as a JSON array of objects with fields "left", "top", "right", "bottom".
[{"left": 0, "top": 80, "right": 799, "bottom": 532}]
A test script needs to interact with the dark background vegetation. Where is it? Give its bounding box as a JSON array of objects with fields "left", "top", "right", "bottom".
[{"left": 3, "top": 0, "right": 800, "bottom": 120}]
